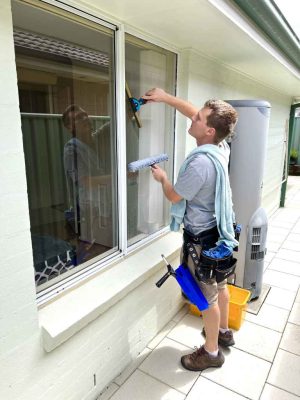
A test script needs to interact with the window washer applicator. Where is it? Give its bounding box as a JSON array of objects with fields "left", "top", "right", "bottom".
[{"left": 127, "top": 154, "right": 168, "bottom": 172}]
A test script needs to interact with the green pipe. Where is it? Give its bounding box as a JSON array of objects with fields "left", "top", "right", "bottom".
[{"left": 280, "top": 103, "right": 300, "bottom": 207}]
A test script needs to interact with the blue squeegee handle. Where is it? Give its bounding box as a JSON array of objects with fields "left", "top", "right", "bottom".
[
  {"left": 155, "top": 254, "right": 176, "bottom": 288},
  {"left": 129, "top": 97, "right": 147, "bottom": 112}
]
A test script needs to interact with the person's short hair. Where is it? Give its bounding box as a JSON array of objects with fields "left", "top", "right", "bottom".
[
  {"left": 204, "top": 99, "right": 238, "bottom": 143},
  {"left": 62, "top": 104, "right": 83, "bottom": 128}
]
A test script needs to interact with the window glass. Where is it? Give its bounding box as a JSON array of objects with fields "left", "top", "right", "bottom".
[
  {"left": 125, "top": 34, "right": 176, "bottom": 245},
  {"left": 12, "top": 1, "right": 117, "bottom": 291}
]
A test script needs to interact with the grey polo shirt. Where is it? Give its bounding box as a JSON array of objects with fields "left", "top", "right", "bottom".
[{"left": 174, "top": 153, "right": 217, "bottom": 235}]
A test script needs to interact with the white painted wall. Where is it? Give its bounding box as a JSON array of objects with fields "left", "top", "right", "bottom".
[
  {"left": 177, "top": 49, "right": 292, "bottom": 216},
  {"left": 1, "top": 257, "right": 182, "bottom": 400},
  {"left": 0, "top": 0, "right": 39, "bottom": 365},
  {"left": 0, "top": 1, "right": 293, "bottom": 400}
]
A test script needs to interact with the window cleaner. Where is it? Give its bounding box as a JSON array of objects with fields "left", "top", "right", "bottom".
[{"left": 127, "top": 154, "right": 168, "bottom": 172}]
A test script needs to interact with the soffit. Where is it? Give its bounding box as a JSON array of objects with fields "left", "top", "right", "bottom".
[{"left": 77, "top": 0, "right": 300, "bottom": 97}]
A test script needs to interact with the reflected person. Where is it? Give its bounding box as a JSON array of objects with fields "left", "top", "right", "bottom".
[{"left": 62, "top": 104, "right": 111, "bottom": 254}]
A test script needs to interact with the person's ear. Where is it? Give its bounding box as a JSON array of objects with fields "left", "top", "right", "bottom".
[{"left": 207, "top": 127, "right": 215, "bottom": 137}]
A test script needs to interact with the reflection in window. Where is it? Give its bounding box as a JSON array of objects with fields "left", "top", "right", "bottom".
[
  {"left": 13, "top": 3, "right": 117, "bottom": 291},
  {"left": 125, "top": 34, "right": 176, "bottom": 245}
]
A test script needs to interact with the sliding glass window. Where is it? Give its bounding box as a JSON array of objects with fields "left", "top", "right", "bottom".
[
  {"left": 125, "top": 34, "right": 176, "bottom": 246},
  {"left": 12, "top": 1, "right": 117, "bottom": 291},
  {"left": 12, "top": 0, "right": 177, "bottom": 294}
]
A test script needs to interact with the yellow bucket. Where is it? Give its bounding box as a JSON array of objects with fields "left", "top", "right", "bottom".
[{"left": 189, "top": 284, "right": 251, "bottom": 330}]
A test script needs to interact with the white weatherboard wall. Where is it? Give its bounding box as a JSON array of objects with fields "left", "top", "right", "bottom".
[{"left": 179, "top": 49, "right": 291, "bottom": 216}]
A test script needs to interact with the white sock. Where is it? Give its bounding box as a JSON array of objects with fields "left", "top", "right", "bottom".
[
  {"left": 219, "top": 327, "right": 229, "bottom": 333},
  {"left": 205, "top": 347, "right": 219, "bottom": 357}
]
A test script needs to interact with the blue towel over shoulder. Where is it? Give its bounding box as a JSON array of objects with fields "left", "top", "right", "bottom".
[{"left": 170, "top": 143, "right": 238, "bottom": 251}]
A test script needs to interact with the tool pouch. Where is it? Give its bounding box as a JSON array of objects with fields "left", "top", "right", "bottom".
[
  {"left": 196, "top": 253, "right": 237, "bottom": 283},
  {"left": 183, "top": 226, "right": 238, "bottom": 283},
  {"left": 215, "top": 257, "right": 237, "bottom": 282}
]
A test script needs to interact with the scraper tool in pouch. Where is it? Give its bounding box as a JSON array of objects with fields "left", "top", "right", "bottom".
[{"left": 156, "top": 255, "right": 209, "bottom": 311}]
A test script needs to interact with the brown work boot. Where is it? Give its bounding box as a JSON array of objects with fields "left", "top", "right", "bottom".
[
  {"left": 202, "top": 328, "right": 235, "bottom": 347},
  {"left": 181, "top": 346, "right": 225, "bottom": 371}
]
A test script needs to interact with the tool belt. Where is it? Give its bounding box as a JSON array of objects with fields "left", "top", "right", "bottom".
[
  {"left": 197, "top": 251, "right": 237, "bottom": 283},
  {"left": 183, "top": 227, "right": 237, "bottom": 284}
]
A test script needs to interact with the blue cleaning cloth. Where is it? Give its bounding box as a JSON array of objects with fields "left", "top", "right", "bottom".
[
  {"left": 235, "top": 224, "right": 242, "bottom": 234},
  {"left": 202, "top": 243, "right": 232, "bottom": 259},
  {"left": 170, "top": 143, "right": 238, "bottom": 251}
]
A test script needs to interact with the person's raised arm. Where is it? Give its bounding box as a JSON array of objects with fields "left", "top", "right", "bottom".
[{"left": 142, "top": 88, "right": 198, "bottom": 120}]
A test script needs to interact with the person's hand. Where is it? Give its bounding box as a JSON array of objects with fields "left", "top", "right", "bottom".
[
  {"left": 142, "top": 88, "right": 169, "bottom": 103},
  {"left": 150, "top": 164, "right": 167, "bottom": 183}
]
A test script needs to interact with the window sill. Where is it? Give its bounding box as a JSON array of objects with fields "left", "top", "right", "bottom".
[{"left": 39, "top": 231, "right": 182, "bottom": 352}]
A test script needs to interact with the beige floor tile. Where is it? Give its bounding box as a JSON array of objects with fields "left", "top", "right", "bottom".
[
  {"left": 267, "top": 227, "right": 290, "bottom": 238},
  {"left": 245, "top": 303, "right": 289, "bottom": 332},
  {"left": 167, "top": 314, "right": 204, "bottom": 349},
  {"left": 109, "top": 370, "right": 185, "bottom": 400},
  {"left": 260, "top": 383, "right": 300, "bottom": 400},
  {"left": 285, "top": 233, "right": 300, "bottom": 243},
  {"left": 268, "top": 349, "right": 300, "bottom": 396},
  {"left": 263, "top": 261, "right": 269, "bottom": 272},
  {"left": 295, "top": 289, "right": 300, "bottom": 303},
  {"left": 202, "top": 347, "right": 271, "bottom": 400},
  {"left": 265, "top": 286, "right": 296, "bottom": 310},
  {"left": 266, "top": 234, "right": 286, "bottom": 244},
  {"left": 266, "top": 241, "right": 282, "bottom": 252},
  {"left": 289, "top": 302, "right": 300, "bottom": 325},
  {"left": 269, "top": 210, "right": 294, "bottom": 220},
  {"left": 287, "top": 201, "right": 300, "bottom": 210},
  {"left": 269, "top": 220, "right": 295, "bottom": 229},
  {"left": 265, "top": 251, "right": 276, "bottom": 263},
  {"left": 172, "top": 304, "right": 189, "bottom": 323},
  {"left": 96, "top": 383, "right": 119, "bottom": 400},
  {"left": 280, "top": 323, "right": 300, "bottom": 356},
  {"left": 292, "top": 223, "right": 300, "bottom": 234},
  {"left": 147, "top": 320, "right": 177, "bottom": 350},
  {"left": 270, "top": 209, "right": 300, "bottom": 221},
  {"left": 276, "top": 249, "right": 300, "bottom": 264},
  {"left": 233, "top": 320, "right": 281, "bottom": 362},
  {"left": 114, "top": 347, "right": 152, "bottom": 386},
  {"left": 139, "top": 337, "right": 199, "bottom": 394},
  {"left": 268, "top": 258, "right": 300, "bottom": 277},
  {"left": 282, "top": 240, "right": 300, "bottom": 252},
  {"left": 186, "top": 376, "right": 247, "bottom": 400},
  {"left": 263, "top": 269, "right": 300, "bottom": 292}
]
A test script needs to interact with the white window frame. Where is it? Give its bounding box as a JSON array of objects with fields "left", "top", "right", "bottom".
[{"left": 20, "top": 0, "right": 179, "bottom": 306}]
